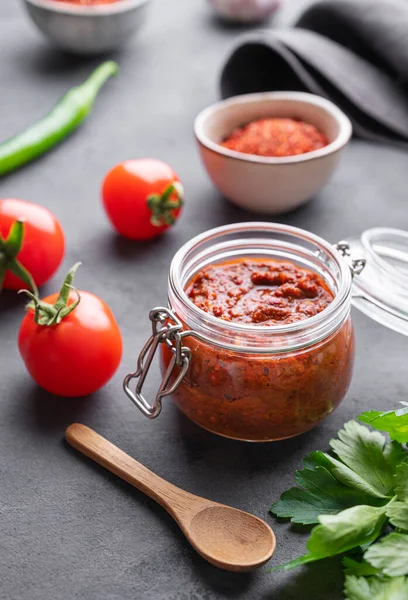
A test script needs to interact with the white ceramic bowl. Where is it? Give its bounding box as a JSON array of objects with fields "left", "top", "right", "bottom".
[
  {"left": 22, "top": 0, "right": 150, "bottom": 55},
  {"left": 194, "top": 92, "right": 352, "bottom": 214}
]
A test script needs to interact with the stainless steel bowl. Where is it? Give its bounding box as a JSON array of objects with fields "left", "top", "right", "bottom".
[{"left": 22, "top": 0, "right": 151, "bottom": 55}]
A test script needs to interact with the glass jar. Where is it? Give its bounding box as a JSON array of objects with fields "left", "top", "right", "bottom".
[{"left": 123, "top": 223, "right": 407, "bottom": 441}]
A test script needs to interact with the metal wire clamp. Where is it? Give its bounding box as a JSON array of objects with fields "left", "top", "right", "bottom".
[
  {"left": 335, "top": 241, "right": 366, "bottom": 277},
  {"left": 123, "top": 307, "right": 192, "bottom": 419}
]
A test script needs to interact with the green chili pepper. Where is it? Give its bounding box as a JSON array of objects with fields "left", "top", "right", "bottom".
[{"left": 0, "top": 60, "right": 119, "bottom": 176}]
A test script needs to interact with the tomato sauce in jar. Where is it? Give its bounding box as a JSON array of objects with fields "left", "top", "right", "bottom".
[
  {"left": 161, "top": 256, "right": 354, "bottom": 441},
  {"left": 124, "top": 223, "right": 356, "bottom": 442},
  {"left": 186, "top": 259, "right": 333, "bottom": 325}
]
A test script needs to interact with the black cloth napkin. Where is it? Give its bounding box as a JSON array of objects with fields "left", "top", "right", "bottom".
[{"left": 220, "top": 0, "right": 408, "bottom": 145}]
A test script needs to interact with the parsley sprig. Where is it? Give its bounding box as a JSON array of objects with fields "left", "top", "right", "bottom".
[{"left": 270, "top": 406, "right": 408, "bottom": 599}]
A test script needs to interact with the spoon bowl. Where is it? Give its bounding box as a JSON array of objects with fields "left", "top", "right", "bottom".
[
  {"left": 66, "top": 423, "right": 276, "bottom": 572},
  {"left": 189, "top": 505, "right": 276, "bottom": 571}
]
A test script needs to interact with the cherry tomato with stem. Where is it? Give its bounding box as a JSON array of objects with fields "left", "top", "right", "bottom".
[
  {"left": 102, "top": 159, "right": 183, "bottom": 240},
  {"left": 18, "top": 264, "right": 123, "bottom": 397},
  {"left": 0, "top": 198, "right": 65, "bottom": 294}
]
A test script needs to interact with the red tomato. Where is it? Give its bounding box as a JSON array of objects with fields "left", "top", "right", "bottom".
[
  {"left": 18, "top": 290, "right": 123, "bottom": 397},
  {"left": 102, "top": 159, "right": 183, "bottom": 240},
  {"left": 0, "top": 198, "right": 65, "bottom": 290}
]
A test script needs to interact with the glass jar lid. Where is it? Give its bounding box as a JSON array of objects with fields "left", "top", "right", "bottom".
[{"left": 344, "top": 228, "right": 408, "bottom": 335}]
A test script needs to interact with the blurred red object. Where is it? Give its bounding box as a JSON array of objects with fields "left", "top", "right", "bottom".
[
  {"left": 208, "top": 0, "right": 281, "bottom": 22},
  {"left": 50, "top": 0, "right": 121, "bottom": 5}
]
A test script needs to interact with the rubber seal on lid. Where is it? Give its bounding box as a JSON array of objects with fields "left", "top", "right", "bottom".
[{"left": 345, "top": 228, "right": 408, "bottom": 335}]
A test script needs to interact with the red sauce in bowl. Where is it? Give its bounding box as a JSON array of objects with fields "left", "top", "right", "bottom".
[
  {"left": 162, "top": 258, "right": 354, "bottom": 441},
  {"left": 50, "top": 0, "right": 121, "bottom": 5},
  {"left": 221, "top": 118, "right": 329, "bottom": 158}
]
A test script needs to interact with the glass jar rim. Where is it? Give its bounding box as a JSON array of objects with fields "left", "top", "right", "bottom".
[{"left": 168, "top": 222, "right": 352, "bottom": 353}]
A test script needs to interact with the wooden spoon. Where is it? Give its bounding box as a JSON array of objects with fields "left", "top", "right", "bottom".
[{"left": 66, "top": 423, "right": 276, "bottom": 572}]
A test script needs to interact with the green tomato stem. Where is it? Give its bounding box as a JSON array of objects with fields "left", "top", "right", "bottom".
[
  {"left": 147, "top": 181, "right": 184, "bottom": 227},
  {"left": 20, "top": 263, "right": 82, "bottom": 326},
  {"left": 0, "top": 220, "right": 38, "bottom": 295}
]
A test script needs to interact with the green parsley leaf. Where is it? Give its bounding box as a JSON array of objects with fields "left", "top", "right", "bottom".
[
  {"left": 279, "top": 504, "right": 387, "bottom": 570},
  {"left": 359, "top": 406, "right": 408, "bottom": 443},
  {"left": 396, "top": 463, "right": 408, "bottom": 502},
  {"left": 386, "top": 502, "right": 408, "bottom": 530},
  {"left": 342, "top": 556, "right": 381, "bottom": 577},
  {"left": 344, "top": 575, "right": 408, "bottom": 600},
  {"left": 365, "top": 532, "right": 408, "bottom": 576},
  {"left": 330, "top": 421, "right": 404, "bottom": 497},
  {"left": 272, "top": 422, "right": 403, "bottom": 527},
  {"left": 308, "top": 505, "right": 387, "bottom": 557},
  {"left": 271, "top": 465, "right": 386, "bottom": 525},
  {"left": 306, "top": 450, "right": 391, "bottom": 500},
  {"left": 270, "top": 416, "right": 408, "bottom": 582}
]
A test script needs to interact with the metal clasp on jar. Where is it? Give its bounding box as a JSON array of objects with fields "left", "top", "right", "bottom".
[
  {"left": 123, "top": 307, "right": 192, "bottom": 419},
  {"left": 335, "top": 241, "right": 366, "bottom": 277}
]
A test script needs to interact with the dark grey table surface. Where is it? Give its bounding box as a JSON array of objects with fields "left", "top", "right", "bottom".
[{"left": 1, "top": 1, "right": 407, "bottom": 599}]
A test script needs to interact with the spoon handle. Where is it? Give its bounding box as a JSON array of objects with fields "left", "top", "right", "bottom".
[{"left": 66, "top": 423, "right": 198, "bottom": 519}]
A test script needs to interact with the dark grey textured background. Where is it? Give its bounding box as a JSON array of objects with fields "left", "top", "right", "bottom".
[{"left": 1, "top": 1, "right": 407, "bottom": 599}]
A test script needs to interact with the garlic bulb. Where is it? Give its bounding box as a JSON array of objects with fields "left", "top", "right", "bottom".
[{"left": 208, "top": 0, "right": 281, "bottom": 22}]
